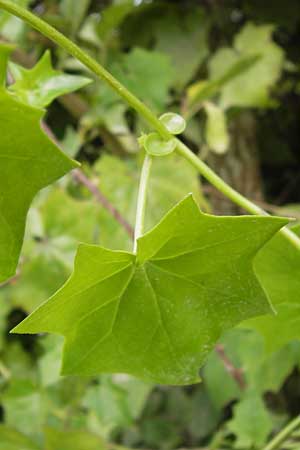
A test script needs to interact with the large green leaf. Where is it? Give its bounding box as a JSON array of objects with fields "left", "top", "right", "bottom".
[
  {"left": 9, "top": 51, "right": 91, "bottom": 109},
  {"left": 243, "top": 226, "right": 300, "bottom": 351},
  {"left": 0, "top": 89, "right": 77, "bottom": 282},
  {"left": 13, "top": 196, "right": 287, "bottom": 384}
]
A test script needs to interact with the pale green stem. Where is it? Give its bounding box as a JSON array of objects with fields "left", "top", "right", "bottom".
[
  {"left": 1, "top": 0, "right": 300, "bottom": 250},
  {"left": 133, "top": 154, "right": 152, "bottom": 253},
  {"left": 175, "top": 140, "right": 300, "bottom": 250},
  {"left": 263, "top": 415, "right": 300, "bottom": 450}
]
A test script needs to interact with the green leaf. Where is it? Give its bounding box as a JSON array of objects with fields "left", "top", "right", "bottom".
[
  {"left": 38, "top": 335, "right": 64, "bottom": 387},
  {"left": 0, "top": 425, "right": 40, "bottom": 450},
  {"left": 227, "top": 393, "right": 273, "bottom": 448},
  {"left": 112, "top": 48, "right": 174, "bottom": 113},
  {"left": 159, "top": 113, "right": 186, "bottom": 135},
  {"left": 153, "top": 7, "right": 209, "bottom": 88},
  {"left": 96, "top": 1, "right": 136, "bottom": 41},
  {"left": 12, "top": 196, "right": 287, "bottom": 385},
  {"left": 60, "top": 0, "right": 91, "bottom": 34},
  {"left": 141, "top": 133, "right": 177, "bottom": 157},
  {"left": 0, "top": 187, "right": 99, "bottom": 313},
  {"left": 203, "top": 329, "right": 300, "bottom": 411},
  {"left": 44, "top": 427, "right": 107, "bottom": 450},
  {"left": 0, "top": 89, "right": 78, "bottom": 282},
  {"left": 2, "top": 379, "right": 45, "bottom": 436},
  {"left": 9, "top": 50, "right": 91, "bottom": 108},
  {"left": 0, "top": 0, "right": 29, "bottom": 42},
  {"left": 186, "top": 54, "right": 260, "bottom": 115},
  {"left": 83, "top": 375, "right": 151, "bottom": 432},
  {"left": 243, "top": 226, "right": 300, "bottom": 351},
  {"left": 120, "top": 5, "right": 209, "bottom": 89},
  {"left": 209, "top": 23, "right": 284, "bottom": 108},
  {"left": 204, "top": 102, "right": 230, "bottom": 154}
]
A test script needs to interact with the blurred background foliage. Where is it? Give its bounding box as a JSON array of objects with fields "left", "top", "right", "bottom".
[{"left": 1, "top": 0, "right": 300, "bottom": 449}]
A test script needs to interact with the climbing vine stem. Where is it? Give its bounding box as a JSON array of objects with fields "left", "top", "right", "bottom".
[
  {"left": 133, "top": 154, "right": 152, "bottom": 254},
  {"left": 0, "top": 0, "right": 299, "bottom": 250},
  {"left": 263, "top": 415, "right": 300, "bottom": 450}
]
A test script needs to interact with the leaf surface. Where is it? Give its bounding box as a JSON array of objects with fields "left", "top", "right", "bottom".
[
  {"left": 9, "top": 51, "right": 91, "bottom": 108},
  {"left": 243, "top": 225, "right": 300, "bottom": 351},
  {"left": 13, "top": 196, "right": 287, "bottom": 384},
  {"left": 0, "top": 425, "right": 40, "bottom": 450},
  {"left": 0, "top": 89, "right": 77, "bottom": 282},
  {"left": 227, "top": 393, "right": 273, "bottom": 448}
]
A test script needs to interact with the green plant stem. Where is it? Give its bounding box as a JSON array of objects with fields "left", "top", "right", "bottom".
[
  {"left": 133, "top": 154, "right": 152, "bottom": 253},
  {"left": 175, "top": 140, "right": 300, "bottom": 249},
  {"left": 1, "top": 0, "right": 299, "bottom": 250},
  {"left": 0, "top": 0, "right": 169, "bottom": 138},
  {"left": 263, "top": 415, "right": 300, "bottom": 450}
]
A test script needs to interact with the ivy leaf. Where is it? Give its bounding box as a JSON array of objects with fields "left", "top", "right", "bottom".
[
  {"left": 9, "top": 50, "right": 91, "bottom": 108},
  {"left": 243, "top": 226, "right": 300, "bottom": 351},
  {"left": 0, "top": 89, "right": 78, "bottom": 282},
  {"left": 12, "top": 196, "right": 287, "bottom": 385}
]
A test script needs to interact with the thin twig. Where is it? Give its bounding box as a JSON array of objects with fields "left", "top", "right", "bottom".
[
  {"left": 215, "top": 344, "right": 246, "bottom": 390},
  {"left": 72, "top": 169, "right": 134, "bottom": 239}
]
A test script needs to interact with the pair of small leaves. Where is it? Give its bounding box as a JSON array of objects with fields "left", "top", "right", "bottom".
[
  {"left": 140, "top": 113, "right": 185, "bottom": 156},
  {"left": 13, "top": 195, "right": 288, "bottom": 385},
  {"left": 0, "top": 46, "right": 90, "bottom": 282}
]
